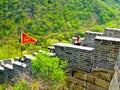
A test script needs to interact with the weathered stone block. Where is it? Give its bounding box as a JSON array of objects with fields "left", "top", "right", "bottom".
[
  {"left": 86, "top": 75, "right": 95, "bottom": 83},
  {"left": 3, "top": 59, "right": 12, "bottom": 65},
  {"left": 87, "top": 82, "right": 107, "bottom": 90},
  {"left": 3, "top": 64, "right": 15, "bottom": 82},
  {"left": 66, "top": 77, "right": 86, "bottom": 87},
  {"left": 95, "top": 77, "right": 109, "bottom": 89},
  {"left": 72, "top": 84, "right": 83, "bottom": 90},
  {"left": 104, "top": 28, "right": 120, "bottom": 38},
  {"left": 74, "top": 72, "right": 86, "bottom": 81}
]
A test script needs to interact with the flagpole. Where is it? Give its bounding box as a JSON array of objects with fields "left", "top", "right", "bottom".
[
  {"left": 21, "top": 31, "right": 23, "bottom": 60},
  {"left": 21, "top": 44, "right": 23, "bottom": 59}
]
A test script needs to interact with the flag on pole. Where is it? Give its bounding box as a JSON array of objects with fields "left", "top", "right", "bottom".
[{"left": 21, "top": 31, "right": 37, "bottom": 44}]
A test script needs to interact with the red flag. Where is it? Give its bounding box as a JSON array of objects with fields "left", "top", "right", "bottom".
[{"left": 21, "top": 31, "right": 37, "bottom": 44}]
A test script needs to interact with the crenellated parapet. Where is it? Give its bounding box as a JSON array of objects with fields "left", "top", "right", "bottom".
[{"left": 0, "top": 55, "right": 35, "bottom": 84}]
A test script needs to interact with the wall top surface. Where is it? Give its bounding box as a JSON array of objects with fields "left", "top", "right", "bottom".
[
  {"left": 54, "top": 43, "right": 95, "bottom": 51},
  {"left": 95, "top": 36, "right": 120, "bottom": 42},
  {"left": 105, "top": 28, "right": 120, "bottom": 31},
  {"left": 86, "top": 31, "right": 103, "bottom": 35}
]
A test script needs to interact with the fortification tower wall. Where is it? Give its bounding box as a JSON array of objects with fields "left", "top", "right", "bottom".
[
  {"left": 94, "top": 36, "right": 120, "bottom": 70},
  {"left": 54, "top": 28, "right": 120, "bottom": 73}
]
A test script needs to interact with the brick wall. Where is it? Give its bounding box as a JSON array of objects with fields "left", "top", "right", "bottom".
[
  {"left": 54, "top": 43, "right": 95, "bottom": 73},
  {"left": 104, "top": 28, "right": 120, "bottom": 38},
  {"left": 54, "top": 28, "right": 120, "bottom": 73},
  {"left": 93, "top": 36, "right": 120, "bottom": 70}
]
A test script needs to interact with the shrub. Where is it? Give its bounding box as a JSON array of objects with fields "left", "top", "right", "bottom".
[
  {"left": 0, "top": 84, "right": 6, "bottom": 90},
  {"left": 32, "top": 53, "right": 67, "bottom": 83},
  {"left": 12, "top": 80, "right": 29, "bottom": 90}
]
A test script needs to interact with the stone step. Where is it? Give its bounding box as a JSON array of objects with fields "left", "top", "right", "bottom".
[
  {"left": 95, "top": 36, "right": 120, "bottom": 42},
  {"left": 54, "top": 43, "right": 95, "bottom": 51}
]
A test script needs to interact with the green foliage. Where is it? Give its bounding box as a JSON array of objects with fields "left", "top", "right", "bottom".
[
  {"left": 12, "top": 80, "right": 29, "bottom": 90},
  {"left": 92, "top": 25, "right": 104, "bottom": 32},
  {"left": 0, "top": 84, "right": 6, "bottom": 90},
  {"left": 0, "top": 0, "right": 120, "bottom": 36},
  {"left": 26, "top": 44, "right": 44, "bottom": 54},
  {"left": 80, "top": 32, "right": 85, "bottom": 38},
  {"left": 1, "top": 0, "right": 120, "bottom": 59},
  {"left": 32, "top": 53, "right": 67, "bottom": 82},
  {"left": 45, "top": 39, "right": 59, "bottom": 47},
  {"left": 0, "top": 44, "right": 21, "bottom": 59}
]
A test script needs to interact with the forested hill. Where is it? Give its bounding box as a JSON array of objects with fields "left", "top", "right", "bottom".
[{"left": 0, "top": 0, "right": 120, "bottom": 59}]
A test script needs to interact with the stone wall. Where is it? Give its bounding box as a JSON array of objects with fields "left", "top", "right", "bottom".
[
  {"left": 109, "top": 64, "right": 120, "bottom": 90},
  {"left": 93, "top": 36, "right": 120, "bottom": 70},
  {"left": 54, "top": 28, "right": 120, "bottom": 72},
  {"left": 81, "top": 31, "right": 103, "bottom": 47},
  {"left": 0, "top": 55, "right": 35, "bottom": 84},
  {"left": 104, "top": 28, "right": 120, "bottom": 38},
  {"left": 0, "top": 50, "right": 55, "bottom": 84},
  {"left": 66, "top": 70, "right": 113, "bottom": 90},
  {"left": 54, "top": 43, "right": 95, "bottom": 73},
  {"left": 109, "top": 54, "right": 120, "bottom": 90},
  {"left": 54, "top": 28, "right": 120, "bottom": 90}
]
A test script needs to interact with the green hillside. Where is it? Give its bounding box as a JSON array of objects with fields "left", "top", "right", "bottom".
[{"left": 0, "top": 0, "right": 120, "bottom": 59}]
